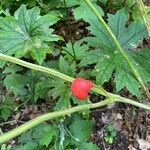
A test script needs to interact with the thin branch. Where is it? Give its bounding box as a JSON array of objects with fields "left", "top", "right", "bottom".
[
  {"left": 135, "top": 0, "right": 150, "bottom": 36},
  {"left": 0, "top": 53, "right": 106, "bottom": 96},
  {"left": 0, "top": 53, "right": 149, "bottom": 144},
  {"left": 0, "top": 96, "right": 150, "bottom": 144}
]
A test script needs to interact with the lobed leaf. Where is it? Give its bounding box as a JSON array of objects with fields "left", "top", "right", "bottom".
[
  {"left": 0, "top": 5, "right": 62, "bottom": 64},
  {"left": 80, "top": 8, "right": 149, "bottom": 97}
]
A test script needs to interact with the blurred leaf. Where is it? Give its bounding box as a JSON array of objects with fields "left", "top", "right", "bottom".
[
  {"left": 4, "top": 74, "right": 28, "bottom": 96},
  {"left": 59, "top": 56, "right": 76, "bottom": 76},
  {"left": 62, "top": 41, "right": 89, "bottom": 62},
  {"left": 13, "top": 143, "right": 37, "bottom": 150},
  {"left": 70, "top": 0, "right": 104, "bottom": 22},
  {"left": 18, "top": 123, "right": 58, "bottom": 147},
  {"left": 69, "top": 120, "right": 93, "bottom": 142},
  {"left": 39, "top": 125, "right": 57, "bottom": 147},
  {"left": 3, "top": 65, "right": 23, "bottom": 74},
  {"left": 78, "top": 142, "right": 99, "bottom": 150},
  {"left": 129, "top": 48, "right": 150, "bottom": 83},
  {"left": 0, "top": 96, "right": 16, "bottom": 121}
]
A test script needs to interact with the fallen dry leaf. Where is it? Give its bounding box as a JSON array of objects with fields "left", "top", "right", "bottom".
[{"left": 137, "top": 139, "right": 150, "bottom": 150}]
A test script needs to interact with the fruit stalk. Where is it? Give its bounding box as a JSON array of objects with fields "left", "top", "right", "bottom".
[
  {"left": 0, "top": 96, "right": 150, "bottom": 144},
  {"left": 0, "top": 53, "right": 150, "bottom": 144},
  {"left": 135, "top": 0, "right": 150, "bottom": 36}
]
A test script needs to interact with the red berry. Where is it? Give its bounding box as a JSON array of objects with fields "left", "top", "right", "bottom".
[{"left": 70, "top": 78, "right": 93, "bottom": 100}]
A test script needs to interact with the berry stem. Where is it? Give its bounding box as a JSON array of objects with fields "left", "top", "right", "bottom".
[
  {"left": 0, "top": 53, "right": 150, "bottom": 144},
  {"left": 135, "top": 0, "right": 150, "bottom": 36}
]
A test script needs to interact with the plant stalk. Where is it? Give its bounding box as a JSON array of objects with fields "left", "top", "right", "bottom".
[
  {"left": 0, "top": 53, "right": 74, "bottom": 82},
  {"left": 83, "top": 0, "right": 150, "bottom": 99},
  {"left": 0, "top": 96, "right": 150, "bottom": 144},
  {"left": 0, "top": 53, "right": 150, "bottom": 144},
  {"left": 0, "top": 99, "right": 110, "bottom": 144},
  {"left": 135, "top": 0, "right": 150, "bottom": 36},
  {"left": 0, "top": 53, "right": 107, "bottom": 96}
]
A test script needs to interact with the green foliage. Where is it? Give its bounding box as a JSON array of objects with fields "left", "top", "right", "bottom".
[
  {"left": 69, "top": 120, "right": 93, "bottom": 142},
  {"left": 80, "top": 8, "right": 149, "bottom": 97},
  {"left": 13, "top": 143, "right": 37, "bottom": 150},
  {"left": 104, "top": 123, "right": 117, "bottom": 144},
  {"left": 13, "top": 113, "right": 94, "bottom": 149},
  {"left": 15, "top": 123, "right": 58, "bottom": 149},
  {"left": 79, "top": 142, "right": 99, "bottom": 150},
  {"left": 0, "top": 0, "right": 150, "bottom": 149},
  {"left": 71, "top": 0, "right": 104, "bottom": 22},
  {"left": 56, "top": 113, "right": 94, "bottom": 149},
  {"left": 34, "top": 56, "right": 76, "bottom": 108},
  {"left": 0, "top": 96, "right": 16, "bottom": 121},
  {"left": 62, "top": 40, "right": 89, "bottom": 62},
  {"left": 1, "top": 144, "right": 12, "bottom": 150},
  {"left": 0, "top": 4, "right": 62, "bottom": 64},
  {"left": 4, "top": 74, "right": 29, "bottom": 96}
]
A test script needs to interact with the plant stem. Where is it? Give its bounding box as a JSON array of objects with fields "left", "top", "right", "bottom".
[
  {"left": 0, "top": 96, "right": 150, "bottom": 144},
  {"left": 83, "top": 0, "right": 150, "bottom": 99},
  {"left": 63, "top": 0, "right": 67, "bottom": 11},
  {"left": 117, "top": 96, "right": 150, "bottom": 110},
  {"left": 135, "top": 0, "right": 150, "bottom": 36},
  {"left": 0, "top": 98, "right": 111, "bottom": 144},
  {"left": 0, "top": 53, "right": 150, "bottom": 143},
  {"left": 71, "top": 41, "right": 77, "bottom": 62},
  {"left": 0, "top": 53, "right": 74, "bottom": 82},
  {"left": 0, "top": 53, "right": 106, "bottom": 96}
]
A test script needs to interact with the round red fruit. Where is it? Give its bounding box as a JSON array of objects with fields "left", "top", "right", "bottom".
[{"left": 70, "top": 78, "right": 93, "bottom": 100}]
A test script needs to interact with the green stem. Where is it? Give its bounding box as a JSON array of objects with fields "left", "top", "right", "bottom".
[
  {"left": 71, "top": 41, "right": 77, "bottom": 62},
  {"left": 117, "top": 96, "right": 150, "bottom": 110},
  {"left": 0, "top": 53, "right": 74, "bottom": 82},
  {"left": 0, "top": 94, "right": 150, "bottom": 144},
  {"left": 0, "top": 53, "right": 150, "bottom": 144},
  {"left": 83, "top": 0, "right": 150, "bottom": 99},
  {"left": 0, "top": 96, "right": 150, "bottom": 144},
  {"left": 0, "top": 98, "right": 111, "bottom": 144},
  {"left": 135, "top": 0, "right": 150, "bottom": 36},
  {"left": 63, "top": 0, "right": 67, "bottom": 10},
  {"left": 0, "top": 53, "right": 106, "bottom": 96}
]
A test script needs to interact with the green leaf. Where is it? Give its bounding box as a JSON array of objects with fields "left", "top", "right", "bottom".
[
  {"left": 0, "top": 4, "right": 62, "bottom": 64},
  {"left": 39, "top": 125, "right": 57, "bottom": 147},
  {"left": 85, "top": 8, "right": 147, "bottom": 50},
  {"left": 69, "top": 120, "right": 93, "bottom": 142},
  {"left": 0, "top": 96, "right": 16, "bottom": 121},
  {"left": 129, "top": 48, "right": 150, "bottom": 83},
  {"left": 13, "top": 143, "right": 37, "bottom": 150},
  {"left": 62, "top": 41, "right": 89, "bottom": 62},
  {"left": 2, "top": 65, "right": 23, "bottom": 74},
  {"left": 1, "top": 144, "right": 12, "bottom": 150},
  {"left": 78, "top": 142, "right": 99, "bottom": 150},
  {"left": 0, "top": 60, "right": 5, "bottom": 68},
  {"left": 71, "top": 0, "right": 104, "bottom": 22},
  {"left": 30, "top": 47, "right": 51, "bottom": 65},
  {"left": 114, "top": 60, "right": 140, "bottom": 97},
  {"left": 59, "top": 56, "right": 76, "bottom": 76},
  {"left": 49, "top": 79, "right": 71, "bottom": 110},
  {"left": 111, "top": 131, "right": 117, "bottom": 137},
  {"left": 34, "top": 57, "right": 75, "bottom": 108},
  {"left": 34, "top": 78, "right": 54, "bottom": 101},
  {"left": 80, "top": 8, "right": 148, "bottom": 97},
  {"left": 99, "top": 0, "right": 108, "bottom": 6},
  {"left": 108, "top": 8, "right": 147, "bottom": 49},
  {"left": 18, "top": 123, "right": 58, "bottom": 147},
  {"left": 4, "top": 74, "right": 28, "bottom": 96}
]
